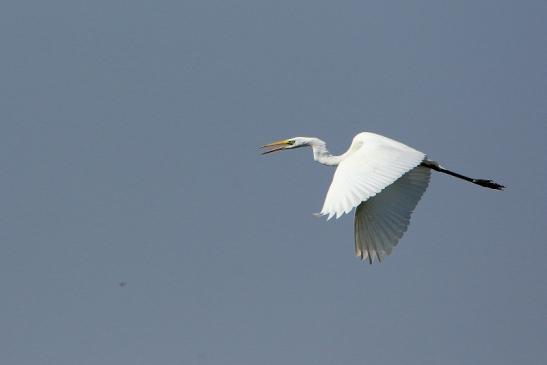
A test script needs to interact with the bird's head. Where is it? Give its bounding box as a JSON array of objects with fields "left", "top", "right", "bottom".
[{"left": 260, "top": 137, "right": 309, "bottom": 154}]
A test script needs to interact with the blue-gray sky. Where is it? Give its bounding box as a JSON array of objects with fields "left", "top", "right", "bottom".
[{"left": 1, "top": 1, "right": 546, "bottom": 364}]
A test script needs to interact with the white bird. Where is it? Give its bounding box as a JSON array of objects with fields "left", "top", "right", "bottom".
[{"left": 261, "top": 132, "right": 504, "bottom": 264}]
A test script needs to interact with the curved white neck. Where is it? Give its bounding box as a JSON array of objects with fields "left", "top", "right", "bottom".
[{"left": 306, "top": 138, "right": 344, "bottom": 166}]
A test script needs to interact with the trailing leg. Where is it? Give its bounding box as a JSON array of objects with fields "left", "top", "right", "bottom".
[{"left": 421, "top": 160, "right": 504, "bottom": 190}]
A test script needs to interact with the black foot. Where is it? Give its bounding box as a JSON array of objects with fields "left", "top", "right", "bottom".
[{"left": 474, "top": 179, "right": 505, "bottom": 190}]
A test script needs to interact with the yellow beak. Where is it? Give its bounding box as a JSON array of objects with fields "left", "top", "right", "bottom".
[{"left": 260, "top": 139, "right": 291, "bottom": 155}]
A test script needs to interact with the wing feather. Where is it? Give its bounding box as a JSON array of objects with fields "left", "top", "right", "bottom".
[
  {"left": 321, "top": 132, "right": 426, "bottom": 219},
  {"left": 353, "top": 165, "right": 431, "bottom": 263}
]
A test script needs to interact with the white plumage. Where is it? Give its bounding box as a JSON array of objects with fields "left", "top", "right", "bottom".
[
  {"left": 261, "top": 132, "right": 503, "bottom": 264},
  {"left": 321, "top": 132, "right": 425, "bottom": 220},
  {"left": 354, "top": 165, "right": 431, "bottom": 263}
]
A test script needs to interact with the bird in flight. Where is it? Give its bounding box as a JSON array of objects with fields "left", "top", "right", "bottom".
[{"left": 261, "top": 132, "right": 504, "bottom": 264}]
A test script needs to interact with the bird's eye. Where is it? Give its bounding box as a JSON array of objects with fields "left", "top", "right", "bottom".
[{"left": 287, "top": 140, "right": 295, "bottom": 145}]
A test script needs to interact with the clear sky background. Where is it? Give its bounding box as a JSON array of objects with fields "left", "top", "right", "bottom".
[{"left": 1, "top": 1, "right": 546, "bottom": 364}]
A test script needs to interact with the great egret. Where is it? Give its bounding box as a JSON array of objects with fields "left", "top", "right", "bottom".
[{"left": 261, "top": 132, "right": 504, "bottom": 264}]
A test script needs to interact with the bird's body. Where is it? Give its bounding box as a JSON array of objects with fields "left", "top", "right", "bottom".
[{"left": 262, "top": 132, "right": 503, "bottom": 264}]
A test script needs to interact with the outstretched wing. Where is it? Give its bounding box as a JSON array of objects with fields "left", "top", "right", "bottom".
[
  {"left": 354, "top": 165, "right": 431, "bottom": 263},
  {"left": 320, "top": 132, "right": 426, "bottom": 219}
]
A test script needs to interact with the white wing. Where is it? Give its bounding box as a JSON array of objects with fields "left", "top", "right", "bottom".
[
  {"left": 320, "top": 132, "right": 426, "bottom": 219},
  {"left": 354, "top": 165, "right": 431, "bottom": 263}
]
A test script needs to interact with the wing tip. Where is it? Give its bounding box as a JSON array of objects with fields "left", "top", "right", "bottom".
[{"left": 355, "top": 250, "right": 387, "bottom": 265}]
